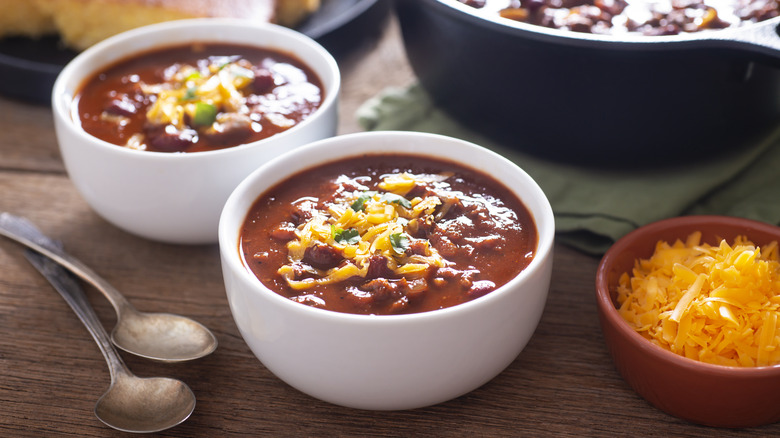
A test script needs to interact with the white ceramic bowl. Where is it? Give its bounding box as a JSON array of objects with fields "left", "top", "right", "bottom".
[
  {"left": 52, "top": 18, "right": 340, "bottom": 244},
  {"left": 219, "top": 131, "right": 555, "bottom": 410}
]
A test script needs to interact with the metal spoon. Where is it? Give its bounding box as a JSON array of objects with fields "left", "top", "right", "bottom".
[
  {"left": 25, "top": 250, "right": 196, "bottom": 433},
  {"left": 0, "top": 212, "right": 217, "bottom": 362}
]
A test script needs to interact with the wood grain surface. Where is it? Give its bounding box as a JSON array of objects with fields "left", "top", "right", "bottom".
[{"left": 1, "top": 10, "right": 778, "bottom": 437}]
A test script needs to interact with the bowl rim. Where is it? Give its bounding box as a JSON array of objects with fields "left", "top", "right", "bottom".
[
  {"left": 51, "top": 17, "right": 340, "bottom": 162},
  {"left": 220, "top": 130, "right": 555, "bottom": 323},
  {"left": 427, "top": 0, "right": 780, "bottom": 50},
  {"left": 596, "top": 214, "right": 780, "bottom": 376}
]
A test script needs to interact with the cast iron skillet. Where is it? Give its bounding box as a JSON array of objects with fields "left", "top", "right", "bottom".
[{"left": 394, "top": 0, "right": 780, "bottom": 165}]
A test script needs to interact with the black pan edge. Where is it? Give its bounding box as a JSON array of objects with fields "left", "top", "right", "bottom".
[{"left": 431, "top": 0, "right": 780, "bottom": 57}]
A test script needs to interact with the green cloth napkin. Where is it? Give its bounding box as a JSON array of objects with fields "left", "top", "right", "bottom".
[{"left": 357, "top": 84, "right": 780, "bottom": 255}]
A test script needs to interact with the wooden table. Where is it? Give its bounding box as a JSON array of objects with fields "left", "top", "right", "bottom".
[{"left": 1, "top": 11, "right": 778, "bottom": 437}]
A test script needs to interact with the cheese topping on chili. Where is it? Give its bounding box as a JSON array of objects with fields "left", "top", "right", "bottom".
[
  {"left": 617, "top": 232, "right": 780, "bottom": 367},
  {"left": 277, "top": 172, "right": 454, "bottom": 290}
]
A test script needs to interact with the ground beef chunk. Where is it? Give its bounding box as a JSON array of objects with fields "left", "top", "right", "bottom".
[
  {"left": 290, "top": 199, "right": 318, "bottom": 225},
  {"left": 269, "top": 222, "right": 297, "bottom": 240},
  {"left": 365, "top": 255, "right": 393, "bottom": 279}
]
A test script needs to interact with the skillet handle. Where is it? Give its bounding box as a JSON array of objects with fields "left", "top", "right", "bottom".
[{"left": 708, "top": 18, "right": 780, "bottom": 65}]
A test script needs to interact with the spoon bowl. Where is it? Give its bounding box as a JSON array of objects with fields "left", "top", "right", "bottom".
[
  {"left": 0, "top": 212, "right": 217, "bottom": 362},
  {"left": 95, "top": 372, "right": 196, "bottom": 433},
  {"left": 25, "top": 250, "right": 196, "bottom": 433},
  {"left": 113, "top": 310, "right": 218, "bottom": 362}
]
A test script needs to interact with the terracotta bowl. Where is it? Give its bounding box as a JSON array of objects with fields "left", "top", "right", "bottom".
[{"left": 596, "top": 215, "right": 780, "bottom": 427}]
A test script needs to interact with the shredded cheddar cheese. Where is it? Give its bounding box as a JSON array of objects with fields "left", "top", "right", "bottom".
[
  {"left": 278, "top": 173, "right": 453, "bottom": 291},
  {"left": 144, "top": 59, "right": 255, "bottom": 129},
  {"left": 616, "top": 232, "right": 780, "bottom": 367}
]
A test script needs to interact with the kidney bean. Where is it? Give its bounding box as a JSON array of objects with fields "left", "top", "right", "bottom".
[
  {"left": 467, "top": 280, "right": 497, "bottom": 299},
  {"left": 104, "top": 96, "right": 139, "bottom": 117},
  {"left": 303, "top": 243, "right": 344, "bottom": 270},
  {"left": 146, "top": 126, "right": 197, "bottom": 152},
  {"left": 520, "top": 0, "right": 544, "bottom": 10},
  {"left": 201, "top": 113, "right": 253, "bottom": 146},
  {"left": 252, "top": 68, "right": 276, "bottom": 94}
]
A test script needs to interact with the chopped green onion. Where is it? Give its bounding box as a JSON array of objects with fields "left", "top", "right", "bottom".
[
  {"left": 192, "top": 102, "right": 217, "bottom": 126},
  {"left": 179, "top": 86, "right": 198, "bottom": 102},
  {"left": 350, "top": 192, "right": 376, "bottom": 212},
  {"left": 185, "top": 71, "right": 202, "bottom": 81},
  {"left": 381, "top": 193, "right": 412, "bottom": 209},
  {"left": 389, "top": 233, "right": 410, "bottom": 255}
]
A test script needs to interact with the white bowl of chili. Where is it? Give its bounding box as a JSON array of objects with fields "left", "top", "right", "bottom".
[
  {"left": 51, "top": 18, "right": 339, "bottom": 244},
  {"left": 219, "top": 131, "right": 555, "bottom": 410}
]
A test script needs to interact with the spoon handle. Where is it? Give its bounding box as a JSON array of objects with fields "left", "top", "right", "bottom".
[
  {"left": 24, "top": 249, "right": 129, "bottom": 380},
  {"left": 0, "top": 212, "right": 132, "bottom": 314}
]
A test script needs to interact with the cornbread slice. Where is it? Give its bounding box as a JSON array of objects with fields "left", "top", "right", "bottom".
[
  {"left": 34, "top": 0, "right": 275, "bottom": 51},
  {"left": 0, "top": 0, "right": 320, "bottom": 51},
  {"left": 276, "top": 0, "right": 320, "bottom": 29},
  {"left": 0, "top": 1, "right": 55, "bottom": 39}
]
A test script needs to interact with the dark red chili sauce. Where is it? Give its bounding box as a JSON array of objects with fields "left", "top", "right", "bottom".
[
  {"left": 240, "top": 154, "right": 538, "bottom": 316},
  {"left": 75, "top": 43, "right": 323, "bottom": 153},
  {"left": 459, "top": 0, "right": 779, "bottom": 36}
]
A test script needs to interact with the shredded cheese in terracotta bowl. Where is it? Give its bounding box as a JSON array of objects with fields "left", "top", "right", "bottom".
[
  {"left": 595, "top": 215, "right": 780, "bottom": 428},
  {"left": 617, "top": 232, "right": 780, "bottom": 367}
]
